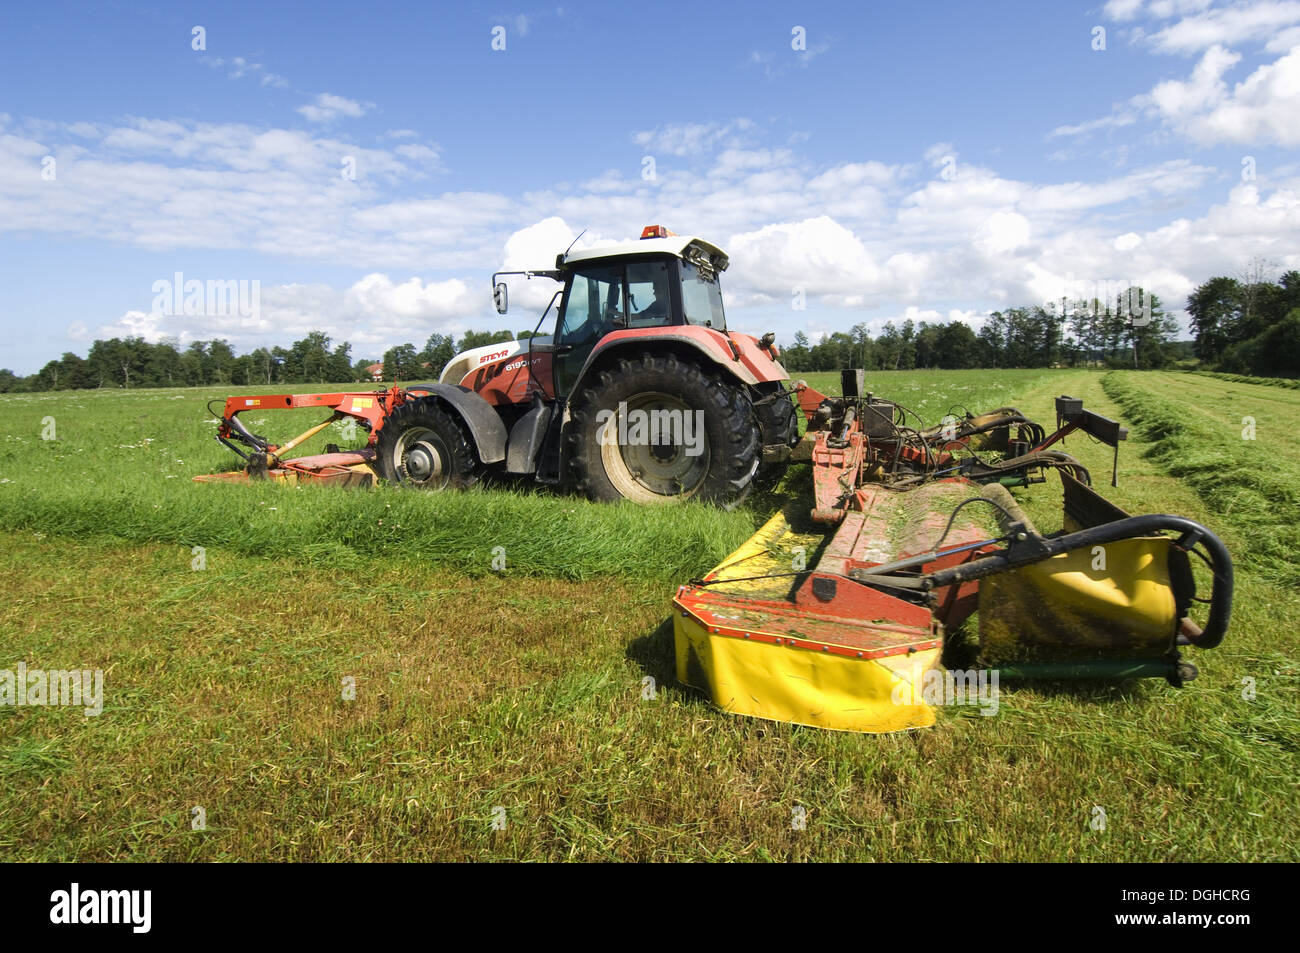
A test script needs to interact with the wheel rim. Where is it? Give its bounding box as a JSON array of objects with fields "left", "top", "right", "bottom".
[
  {"left": 598, "top": 392, "right": 710, "bottom": 502},
  {"left": 392, "top": 427, "right": 450, "bottom": 488}
]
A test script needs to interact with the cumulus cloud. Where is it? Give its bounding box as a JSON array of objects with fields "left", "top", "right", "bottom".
[
  {"left": 727, "top": 217, "right": 882, "bottom": 301},
  {"left": 96, "top": 274, "right": 478, "bottom": 358}
]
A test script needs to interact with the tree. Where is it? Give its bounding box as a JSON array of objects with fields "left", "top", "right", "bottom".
[
  {"left": 1120, "top": 289, "right": 1178, "bottom": 369},
  {"left": 457, "top": 330, "right": 514, "bottom": 351},
  {"left": 207, "top": 339, "right": 237, "bottom": 384},
  {"left": 1187, "top": 276, "right": 1242, "bottom": 360},
  {"left": 977, "top": 312, "right": 1007, "bottom": 367},
  {"left": 248, "top": 347, "right": 278, "bottom": 384},
  {"left": 328, "top": 342, "right": 353, "bottom": 383},
  {"left": 381, "top": 343, "right": 420, "bottom": 381},
  {"left": 932, "top": 321, "right": 979, "bottom": 368},
  {"left": 420, "top": 333, "right": 457, "bottom": 376},
  {"left": 782, "top": 332, "right": 812, "bottom": 371}
]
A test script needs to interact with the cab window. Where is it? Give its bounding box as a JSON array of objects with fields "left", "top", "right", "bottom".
[
  {"left": 558, "top": 266, "right": 623, "bottom": 345},
  {"left": 626, "top": 260, "right": 673, "bottom": 328},
  {"left": 680, "top": 260, "right": 726, "bottom": 330}
]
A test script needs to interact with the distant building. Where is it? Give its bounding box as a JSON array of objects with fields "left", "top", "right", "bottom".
[{"left": 366, "top": 362, "right": 383, "bottom": 381}]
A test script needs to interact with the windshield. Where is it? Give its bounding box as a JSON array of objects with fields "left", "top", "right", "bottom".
[{"left": 680, "top": 260, "right": 726, "bottom": 330}]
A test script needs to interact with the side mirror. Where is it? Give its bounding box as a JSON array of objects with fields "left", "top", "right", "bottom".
[{"left": 493, "top": 282, "right": 508, "bottom": 314}]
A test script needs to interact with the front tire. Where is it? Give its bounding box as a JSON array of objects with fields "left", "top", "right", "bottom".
[
  {"left": 567, "top": 354, "right": 761, "bottom": 507},
  {"left": 754, "top": 385, "right": 800, "bottom": 487},
  {"left": 375, "top": 396, "right": 480, "bottom": 489}
]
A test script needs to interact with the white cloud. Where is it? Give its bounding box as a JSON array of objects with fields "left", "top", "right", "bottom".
[
  {"left": 497, "top": 217, "right": 585, "bottom": 311},
  {"left": 394, "top": 143, "right": 441, "bottom": 164},
  {"left": 1105, "top": 0, "right": 1147, "bottom": 20},
  {"left": 633, "top": 119, "right": 754, "bottom": 157},
  {"left": 0, "top": 118, "right": 459, "bottom": 268},
  {"left": 1179, "top": 45, "right": 1300, "bottom": 144},
  {"left": 1054, "top": 37, "right": 1300, "bottom": 148},
  {"left": 204, "top": 56, "right": 289, "bottom": 88},
  {"left": 975, "top": 211, "right": 1032, "bottom": 255},
  {"left": 728, "top": 216, "right": 882, "bottom": 300},
  {"left": 1147, "top": 44, "right": 1241, "bottom": 116},
  {"left": 96, "top": 274, "right": 477, "bottom": 358},
  {"left": 1146, "top": 1, "right": 1300, "bottom": 53},
  {"left": 297, "top": 93, "right": 372, "bottom": 123}
]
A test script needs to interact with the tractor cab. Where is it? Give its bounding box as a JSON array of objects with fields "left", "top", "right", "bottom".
[{"left": 493, "top": 226, "right": 732, "bottom": 401}]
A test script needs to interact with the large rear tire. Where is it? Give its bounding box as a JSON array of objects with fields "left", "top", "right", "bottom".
[
  {"left": 567, "top": 354, "right": 761, "bottom": 507},
  {"left": 375, "top": 396, "right": 480, "bottom": 489}
]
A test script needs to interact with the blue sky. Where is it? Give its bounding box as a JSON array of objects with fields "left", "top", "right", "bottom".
[{"left": 2, "top": 0, "right": 1298, "bottom": 373}]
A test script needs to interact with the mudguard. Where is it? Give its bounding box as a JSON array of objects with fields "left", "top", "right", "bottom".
[
  {"left": 406, "top": 383, "right": 508, "bottom": 464},
  {"left": 572, "top": 326, "right": 787, "bottom": 394}
]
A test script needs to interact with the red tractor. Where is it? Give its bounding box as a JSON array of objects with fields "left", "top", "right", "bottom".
[{"left": 199, "top": 225, "right": 801, "bottom": 505}]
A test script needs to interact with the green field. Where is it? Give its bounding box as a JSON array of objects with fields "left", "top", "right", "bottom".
[{"left": 0, "top": 368, "right": 1296, "bottom": 861}]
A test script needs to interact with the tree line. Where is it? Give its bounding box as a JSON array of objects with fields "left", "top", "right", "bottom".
[
  {"left": 0, "top": 329, "right": 530, "bottom": 393},
  {"left": 4, "top": 271, "right": 1298, "bottom": 392},
  {"left": 779, "top": 286, "right": 1186, "bottom": 372}
]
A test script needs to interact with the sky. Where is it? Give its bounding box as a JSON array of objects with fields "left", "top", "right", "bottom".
[{"left": 1, "top": 0, "right": 1298, "bottom": 374}]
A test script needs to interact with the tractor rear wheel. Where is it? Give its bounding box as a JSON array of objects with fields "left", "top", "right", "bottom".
[
  {"left": 375, "top": 396, "right": 480, "bottom": 489},
  {"left": 567, "top": 353, "right": 761, "bottom": 507}
]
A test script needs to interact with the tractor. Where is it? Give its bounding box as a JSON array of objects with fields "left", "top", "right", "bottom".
[{"left": 198, "top": 225, "right": 800, "bottom": 506}]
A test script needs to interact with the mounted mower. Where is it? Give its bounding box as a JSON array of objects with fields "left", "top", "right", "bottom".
[{"left": 673, "top": 370, "right": 1234, "bottom": 732}]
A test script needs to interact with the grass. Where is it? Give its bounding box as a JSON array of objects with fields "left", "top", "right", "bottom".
[
  {"left": 0, "top": 368, "right": 1296, "bottom": 861},
  {"left": 0, "top": 369, "right": 1059, "bottom": 583},
  {"left": 1102, "top": 370, "right": 1300, "bottom": 588},
  {"left": 1192, "top": 370, "right": 1300, "bottom": 390}
]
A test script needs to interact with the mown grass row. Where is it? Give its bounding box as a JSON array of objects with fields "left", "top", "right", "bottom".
[
  {"left": 1102, "top": 371, "right": 1300, "bottom": 588},
  {"left": 1193, "top": 370, "right": 1300, "bottom": 390},
  {"left": 0, "top": 477, "right": 761, "bottom": 586}
]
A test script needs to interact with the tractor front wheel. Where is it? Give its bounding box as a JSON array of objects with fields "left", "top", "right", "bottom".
[
  {"left": 375, "top": 397, "right": 480, "bottom": 490},
  {"left": 568, "top": 354, "right": 761, "bottom": 507}
]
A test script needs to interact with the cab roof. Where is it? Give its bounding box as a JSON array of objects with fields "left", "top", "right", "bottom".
[{"left": 561, "top": 235, "right": 729, "bottom": 272}]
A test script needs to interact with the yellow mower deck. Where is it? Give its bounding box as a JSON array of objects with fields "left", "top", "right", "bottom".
[{"left": 674, "top": 473, "right": 1224, "bottom": 734}]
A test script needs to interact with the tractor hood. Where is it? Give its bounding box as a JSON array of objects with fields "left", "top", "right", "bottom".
[{"left": 438, "top": 338, "right": 530, "bottom": 385}]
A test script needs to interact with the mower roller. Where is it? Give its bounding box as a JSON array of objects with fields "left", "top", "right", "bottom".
[{"left": 673, "top": 370, "right": 1233, "bottom": 732}]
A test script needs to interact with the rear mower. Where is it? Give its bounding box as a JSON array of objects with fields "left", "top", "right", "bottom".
[{"left": 672, "top": 370, "right": 1234, "bottom": 733}]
